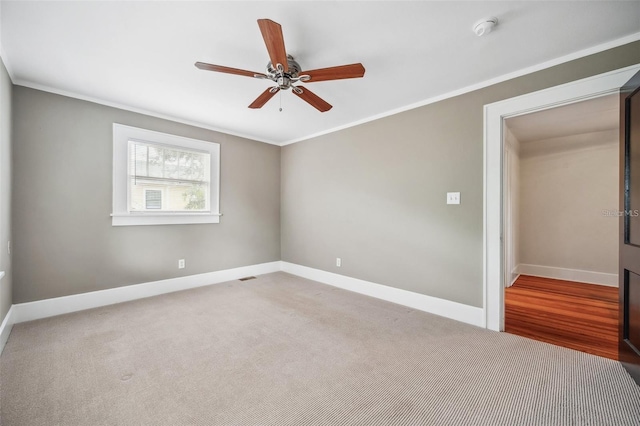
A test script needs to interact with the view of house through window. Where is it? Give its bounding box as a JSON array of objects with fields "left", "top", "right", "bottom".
[{"left": 128, "top": 141, "right": 211, "bottom": 212}]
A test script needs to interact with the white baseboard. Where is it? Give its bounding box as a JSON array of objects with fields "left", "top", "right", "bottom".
[
  {"left": 517, "top": 264, "right": 618, "bottom": 287},
  {"left": 10, "top": 261, "right": 281, "bottom": 325},
  {"left": 0, "top": 259, "right": 486, "bottom": 354},
  {"left": 509, "top": 273, "right": 520, "bottom": 287},
  {"left": 281, "top": 262, "right": 485, "bottom": 328},
  {"left": 0, "top": 305, "right": 15, "bottom": 355}
]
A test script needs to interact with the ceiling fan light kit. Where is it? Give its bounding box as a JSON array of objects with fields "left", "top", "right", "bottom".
[{"left": 195, "top": 19, "right": 365, "bottom": 112}]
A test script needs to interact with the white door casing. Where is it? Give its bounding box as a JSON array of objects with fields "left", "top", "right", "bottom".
[{"left": 483, "top": 63, "right": 640, "bottom": 332}]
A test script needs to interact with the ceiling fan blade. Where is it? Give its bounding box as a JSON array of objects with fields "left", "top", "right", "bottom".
[
  {"left": 195, "top": 62, "right": 267, "bottom": 79},
  {"left": 300, "top": 63, "right": 365, "bottom": 82},
  {"left": 292, "top": 86, "right": 332, "bottom": 112},
  {"left": 257, "top": 19, "right": 288, "bottom": 73},
  {"left": 249, "top": 87, "right": 280, "bottom": 109}
]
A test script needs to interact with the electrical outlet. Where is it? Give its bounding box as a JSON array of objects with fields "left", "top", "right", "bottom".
[
  {"left": 336, "top": 257, "right": 342, "bottom": 267},
  {"left": 178, "top": 259, "right": 185, "bottom": 269}
]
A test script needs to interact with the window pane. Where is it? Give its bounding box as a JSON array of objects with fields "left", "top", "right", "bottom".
[
  {"left": 147, "top": 145, "right": 164, "bottom": 178},
  {"left": 179, "top": 151, "right": 207, "bottom": 181},
  {"left": 127, "top": 140, "right": 211, "bottom": 212},
  {"left": 133, "top": 144, "right": 148, "bottom": 176},
  {"left": 164, "top": 149, "right": 179, "bottom": 179},
  {"left": 182, "top": 184, "right": 207, "bottom": 210}
]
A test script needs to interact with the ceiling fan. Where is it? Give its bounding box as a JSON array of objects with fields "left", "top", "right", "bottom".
[{"left": 195, "top": 19, "right": 365, "bottom": 112}]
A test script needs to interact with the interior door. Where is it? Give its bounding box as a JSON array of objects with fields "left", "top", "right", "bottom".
[{"left": 620, "top": 70, "right": 640, "bottom": 385}]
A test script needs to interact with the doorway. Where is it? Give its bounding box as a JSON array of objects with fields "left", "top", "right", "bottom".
[
  {"left": 503, "top": 95, "right": 619, "bottom": 288},
  {"left": 501, "top": 96, "right": 619, "bottom": 358},
  {"left": 483, "top": 64, "right": 640, "bottom": 332}
]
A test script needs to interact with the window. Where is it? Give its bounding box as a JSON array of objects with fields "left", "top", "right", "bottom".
[{"left": 112, "top": 124, "right": 220, "bottom": 226}]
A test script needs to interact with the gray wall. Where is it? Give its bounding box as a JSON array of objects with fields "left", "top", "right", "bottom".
[
  {"left": 8, "top": 41, "right": 640, "bottom": 308},
  {"left": 281, "top": 41, "right": 640, "bottom": 308},
  {"left": 0, "top": 58, "right": 12, "bottom": 321},
  {"left": 519, "top": 130, "right": 619, "bottom": 276},
  {"left": 12, "top": 87, "right": 281, "bottom": 303}
]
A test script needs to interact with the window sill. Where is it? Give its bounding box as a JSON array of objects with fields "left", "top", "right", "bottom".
[{"left": 111, "top": 213, "right": 222, "bottom": 226}]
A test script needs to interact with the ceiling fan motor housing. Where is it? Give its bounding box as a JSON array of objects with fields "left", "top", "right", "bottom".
[{"left": 266, "top": 55, "right": 302, "bottom": 90}]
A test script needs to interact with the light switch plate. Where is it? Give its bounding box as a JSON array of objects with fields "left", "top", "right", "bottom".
[{"left": 447, "top": 192, "right": 461, "bottom": 205}]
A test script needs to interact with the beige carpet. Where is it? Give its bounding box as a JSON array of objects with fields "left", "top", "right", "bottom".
[{"left": 1, "top": 272, "right": 639, "bottom": 425}]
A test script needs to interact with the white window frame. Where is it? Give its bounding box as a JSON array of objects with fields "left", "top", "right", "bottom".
[{"left": 112, "top": 123, "right": 221, "bottom": 226}]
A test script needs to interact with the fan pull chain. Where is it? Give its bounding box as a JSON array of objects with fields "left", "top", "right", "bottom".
[{"left": 279, "top": 90, "right": 283, "bottom": 112}]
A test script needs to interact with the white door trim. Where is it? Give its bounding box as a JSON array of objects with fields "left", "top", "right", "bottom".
[{"left": 483, "top": 63, "right": 640, "bottom": 332}]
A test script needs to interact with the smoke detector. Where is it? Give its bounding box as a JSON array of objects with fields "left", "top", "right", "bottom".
[{"left": 474, "top": 17, "right": 498, "bottom": 37}]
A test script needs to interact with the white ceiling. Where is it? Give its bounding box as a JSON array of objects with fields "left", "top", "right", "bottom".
[
  {"left": 1, "top": 1, "right": 639, "bottom": 145},
  {"left": 506, "top": 94, "right": 619, "bottom": 143}
]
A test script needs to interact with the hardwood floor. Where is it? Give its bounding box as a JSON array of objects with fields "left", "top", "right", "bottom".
[{"left": 505, "top": 275, "right": 619, "bottom": 360}]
